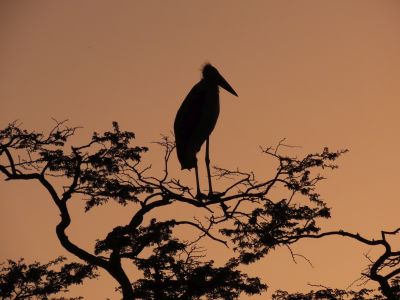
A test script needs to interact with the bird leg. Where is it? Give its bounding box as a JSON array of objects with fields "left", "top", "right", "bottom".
[
  {"left": 205, "top": 138, "right": 213, "bottom": 196},
  {"left": 195, "top": 162, "right": 206, "bottom": 200},
  {"left": 205, "top": 138, "right": 229, "bottom": 215}
]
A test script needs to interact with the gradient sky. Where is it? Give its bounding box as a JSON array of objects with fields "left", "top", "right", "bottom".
[{"left": 1, "top": 1, "right": 400, "bottom": 299}]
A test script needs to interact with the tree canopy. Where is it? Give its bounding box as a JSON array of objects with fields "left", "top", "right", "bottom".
[{"left": 0, "top": 121, "right": 399, "bottom": 299}]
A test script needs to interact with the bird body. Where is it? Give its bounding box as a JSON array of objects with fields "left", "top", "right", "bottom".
[
  {"left": 174, "top": 63, "right": 237, "bottom": 200},
  {"left": 174, "top": 64, "right": 237, "bottom": 170},
  {"left": 174, "top": 80, "right": 220, "bottom": 169}
]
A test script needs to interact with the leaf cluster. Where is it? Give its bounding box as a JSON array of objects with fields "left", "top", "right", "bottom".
[
  {"left": 0, "top": 257, "right": 96, "bottom": 300},
  {"left": 125, "top": 220, "right": 267, "bottom": 299},
  {"left": 272, "top": 287, "right": 384, "bottom": 300},
  {"left": 219, "top": 146, "right": 345, "bottom": 264}
]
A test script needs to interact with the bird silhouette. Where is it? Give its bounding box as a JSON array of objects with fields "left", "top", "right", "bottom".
[{"left": 174, "top": 63, "right": 238, "bottom": 205}]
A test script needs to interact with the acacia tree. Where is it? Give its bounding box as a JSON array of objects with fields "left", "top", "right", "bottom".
[{"left": 0, "top": 121, "right": 398, "bottom": 299}]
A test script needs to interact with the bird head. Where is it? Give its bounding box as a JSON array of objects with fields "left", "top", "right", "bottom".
[{"left": 202, "top": 63, "right": 238, "bottom": 97}]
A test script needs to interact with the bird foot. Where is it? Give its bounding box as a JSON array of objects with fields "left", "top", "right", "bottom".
[
  {"left": 207, "top": 191, "right": 225, "bottom": 200},
  {"left": 196, "top": 192, "right": 208, "bottom": 201},
  {"left": 196, "top": 192, "right": 229, "bottom": 214},
  {"left": 197, "top": 192, "right": 223, "bottom": 201}
]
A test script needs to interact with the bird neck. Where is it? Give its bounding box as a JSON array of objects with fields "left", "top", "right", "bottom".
[{"left": 202, "top": 78, "right": 219, "bottom": 90}]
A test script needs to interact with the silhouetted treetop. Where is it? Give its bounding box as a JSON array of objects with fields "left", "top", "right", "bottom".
[
  {"left": 272, "top": 287, "right": 385, "bottom": 300},
  {"left": 0, "top": 257, "right": 96, "bottom": 300},
  {"left": 126, "top": 219, "right": 267, "bottom": 299},
  {"left": 11, "top": 121, "right": 395, "bottom": 299},
  {"left": 0, "top": 121, "right": 150, "bottom": 210}
]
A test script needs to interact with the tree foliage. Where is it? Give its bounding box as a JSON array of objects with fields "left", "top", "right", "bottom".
[
  {"left": 271, "top": 287, "right": 384, "bottom": 300},
  {"left": 1, "top": 120, "right": 399, "bottom": 299},
  {"left": 0, "top": 257, "right": 96, "bottom": 300}
]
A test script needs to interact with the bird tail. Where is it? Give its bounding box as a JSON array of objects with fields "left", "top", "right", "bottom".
[{"left": 177, "top": 147, "right": 197, "bottom": 170}]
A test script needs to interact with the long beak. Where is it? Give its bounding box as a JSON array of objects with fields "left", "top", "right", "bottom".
[{"left": 218, "top": 74, "right": 238, "bottom": 97}]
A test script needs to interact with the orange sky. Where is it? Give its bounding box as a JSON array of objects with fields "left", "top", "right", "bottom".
[{"left": 1, "top": 1, "right": 400, "bottom": 299}]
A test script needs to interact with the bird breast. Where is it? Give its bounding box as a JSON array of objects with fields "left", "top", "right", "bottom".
[
  {"left": 197, "top": 87, "right": 220, "bottom": 138},
  {"left": 173, "top": 81, "right": 221, "bottom": 167}
]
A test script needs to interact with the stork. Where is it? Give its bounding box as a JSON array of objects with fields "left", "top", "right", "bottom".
[{"left": 174, "top": 63, "right": 238, "bottom": 202}]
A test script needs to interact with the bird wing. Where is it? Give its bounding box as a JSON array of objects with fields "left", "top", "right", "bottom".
[{"left": 174, "top": 81, "right": 207, "bottom": 169}]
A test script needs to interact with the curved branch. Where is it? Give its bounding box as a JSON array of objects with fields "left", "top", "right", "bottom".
[
  {"left": 300, "top": 229, "right": 400, "bottom": 300},
  {"left": 174, "top": 220, "right": 228, "bottom": 247},
  {"left": 299, "top": 230, "right": 383, "bottom": 246}
]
